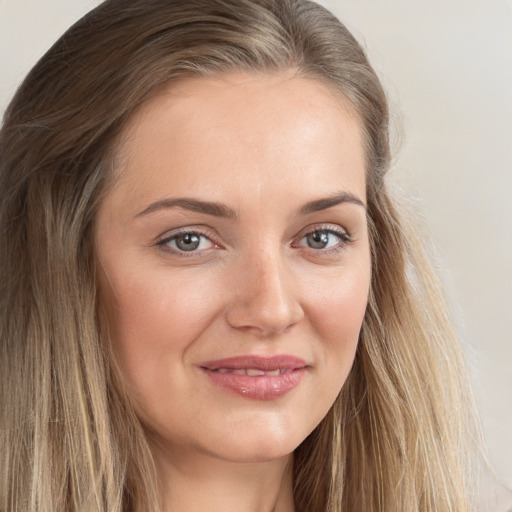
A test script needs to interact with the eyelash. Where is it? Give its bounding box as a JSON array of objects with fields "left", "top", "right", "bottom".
[
  {"left": 156, "top": 225, "right": 353, "bottom": 258},
  {"left": 292, "top": 225, "right": 353, "bottom": 256},
  {"left": 156, "top": 227, "right": 219, "bottom": 258}
]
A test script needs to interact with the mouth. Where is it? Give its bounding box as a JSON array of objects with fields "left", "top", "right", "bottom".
[
  {"left": 199, "top": 355, "right": 309, "bottom": 400},
  {"left": 200, "top": 354, "right": 307, "bottom": 371},
  {"left": 211, "top": 367, "right": 291, "bottom": 376}
]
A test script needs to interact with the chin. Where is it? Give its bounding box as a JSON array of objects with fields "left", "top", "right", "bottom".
[
  {"left": 213, "top": 444, "right": 294, "bottom": 464},
  {"left": 201, "top": 423, "right": 309, "bottom": 464}
]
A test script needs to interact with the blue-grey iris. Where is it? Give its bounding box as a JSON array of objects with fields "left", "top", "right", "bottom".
[
  {"left": 176, "top": 233, "right": 201, "bottom": 251},
  {"left": 307, "top": 231, "right": 329, "bottom": 249}
]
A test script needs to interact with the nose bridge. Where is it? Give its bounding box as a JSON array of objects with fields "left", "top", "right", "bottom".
[{"left": 226, "top": 241, "right": 303, "bottom": 336}]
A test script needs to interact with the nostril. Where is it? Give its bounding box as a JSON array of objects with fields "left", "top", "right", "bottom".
[
  {"left": 224, "top": 256, "right": 304, "bottom": 335},
  {"left": 225, "top": 299, "right": 303, "bottom": 336}
]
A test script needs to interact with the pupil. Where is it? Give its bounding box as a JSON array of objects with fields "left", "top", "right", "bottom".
[
  {"left": 307, "top": 231, "right": 328, "bottom": 249},
  {"left": 176, "top": 233, "right": 200, "bottom": 251}
]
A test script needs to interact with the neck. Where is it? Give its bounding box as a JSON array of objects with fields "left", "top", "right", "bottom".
[{"left": 152, "top": 444, "right": 295, "bottom": 512}]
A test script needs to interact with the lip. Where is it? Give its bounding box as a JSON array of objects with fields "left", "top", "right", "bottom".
[{"left": 199, "top": 355, "right": 308, "bottom": 400}]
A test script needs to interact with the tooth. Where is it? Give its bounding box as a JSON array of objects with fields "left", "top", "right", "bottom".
[
  {"left": 217, "top": 368, "right": 228, "bottom": 374},
  {"left": 266, "top": 369, "right": 280, "bottom": 376},
  {"left": 280, "top": 368, "right": 287, "bottom": 374},
  {"left": 246, "top": 368, "right": 265, "bottom": 376},
  {"left": 232, "top": 369, "right": 246, "bottom": 375}
]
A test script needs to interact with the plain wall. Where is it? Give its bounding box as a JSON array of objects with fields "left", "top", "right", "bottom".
[{"left": 1, "top": 0, "right": 511, "bottom": 509}]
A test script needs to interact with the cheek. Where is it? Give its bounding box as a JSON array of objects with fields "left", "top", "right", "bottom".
[
  {"left": 304, "top": 257, "right": 370, "bottom": 389},
  {"left": 101, "top": 266, "right": 222, "bottom": 390},
  {"left": 318, "top": 274, "right": 369, "bottom": 343}
]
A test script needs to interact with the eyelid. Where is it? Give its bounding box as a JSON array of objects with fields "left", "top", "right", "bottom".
[
  {"left": 291, "top": 223, "right": 353, "bottom": 253},
  {"left": 293, "top": 223, "right": 351, "bottom": 241},
  {"left": 155, "top": 226, "right": 222, "bottom": 256},
  {"left": 156, "top": 225, "right": 216, "bottom": 243},
  {"left": 153, "top": 223, "right": 353, "bottom": 258}
]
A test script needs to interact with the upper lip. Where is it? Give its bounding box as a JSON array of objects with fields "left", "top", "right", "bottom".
[{"left": 199, "top": 355, "right": 307, "bottom": 371}]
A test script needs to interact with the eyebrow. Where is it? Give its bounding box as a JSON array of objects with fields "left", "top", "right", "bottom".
[
  {"left": 297, "top": 191, "right": 366, "bottom": 215},
  {"left": 135, "top": 191, "right": 365, "bottom": 220},
  {"left": 136, "top": 197, "right": 238, "bottom": 219}
]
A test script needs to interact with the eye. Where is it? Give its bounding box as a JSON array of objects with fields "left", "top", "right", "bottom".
[
  {"left": 303, "top": 231, "right": 337, "bottom": 249},
  {"left": 294, "top": 227, "right": 351, "bottom": 252},
  {"left": 157, "top": 230, "right": 216, "bottom": 255}
]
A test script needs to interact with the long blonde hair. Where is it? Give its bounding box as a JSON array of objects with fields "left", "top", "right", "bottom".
[{"left": 0, "top": 0, "right": 480, "bottom": 510}]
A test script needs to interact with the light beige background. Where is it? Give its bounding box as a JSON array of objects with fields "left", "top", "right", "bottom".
[{"left": 1, "top": 0, "right": 510, "bottom": 509}]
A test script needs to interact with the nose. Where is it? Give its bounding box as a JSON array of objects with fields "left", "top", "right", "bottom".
[{"left": 225, "top": 249, "right": 304, "bottom": 337}]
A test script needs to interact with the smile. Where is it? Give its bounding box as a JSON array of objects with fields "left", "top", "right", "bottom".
[
  {"left": 213, "top": 368, "right": 291, "bottom": 376},
  {"left": 199, "top": 355, "right": 308, "bottom": 400}
]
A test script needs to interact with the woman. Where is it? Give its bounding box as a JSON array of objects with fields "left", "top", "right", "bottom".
[{"left": 0, "top": 0, "right": 481, "bottom": 511}]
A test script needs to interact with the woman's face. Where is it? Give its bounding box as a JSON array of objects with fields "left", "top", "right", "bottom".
[{"left": 95, "top": 72, "right": 370, "bottom": 464}]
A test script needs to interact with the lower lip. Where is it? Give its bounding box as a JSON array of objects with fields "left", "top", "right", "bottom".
[{"left": 201, "top": 368, "right": 308, "bottom": 400}]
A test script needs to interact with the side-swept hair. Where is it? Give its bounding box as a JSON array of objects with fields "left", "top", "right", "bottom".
[{"left": 0, "top": 1, "right": 480, "bottom": 510}]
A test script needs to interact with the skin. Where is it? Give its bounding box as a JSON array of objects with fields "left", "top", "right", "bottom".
[{"left": 95, "top": 71, "right": 371, "bottom": 512}]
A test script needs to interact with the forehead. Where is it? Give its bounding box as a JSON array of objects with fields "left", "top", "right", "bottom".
[{"left": 109, "top": 71, "right": 366, "bottom": 211}]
